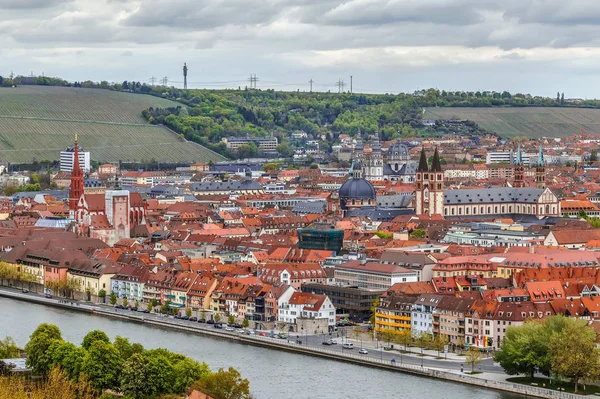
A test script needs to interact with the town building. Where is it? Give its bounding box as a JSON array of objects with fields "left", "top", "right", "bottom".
[
  {"left": 60, "top": 141, "right": 91, "bottom": 172},
  {"left": 334, "top": 261, "right": 419, "bottom": 291}
]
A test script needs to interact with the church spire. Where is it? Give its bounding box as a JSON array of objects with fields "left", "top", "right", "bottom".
[
  {"left": 537, "top": 142, "right": 545, "bottom": 166},
  {"left": 417, "top": 147, "right": 429, "bottom": 172},
  {"left": 515, "top": 143, "right": 522, "bottom": 166},
  {"left": 430, "top": 147, "right": 442, "bottom": 172},
  {"left": 372, "top": 129, "right": 381, "bottom": 152},
  {"left": 69, "top": 134, "right": 84, "bottom": 214}
]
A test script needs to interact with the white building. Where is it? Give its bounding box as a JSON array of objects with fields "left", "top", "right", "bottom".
[
  {"left": 278, "top": 291, "right": 336, "bottom": 327},
  {"left": 334, "top": 261, "right": 419, "bottom": 291},
  {"left": 411, "top": 294, "right": 443, "bottom": 336},
  {"left": 60, "top": 146, "right": 91, "bottom": 172},
  {"left": 486, "top": 151, "right": 513, "bottom": 165}
]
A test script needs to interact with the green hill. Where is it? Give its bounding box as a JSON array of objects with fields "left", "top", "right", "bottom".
[
  {"left": 0, "top": 86, "right": 225, "bottom": 164},
  {"left": 423, "top": 107, "right": 600, "bottom": 139}
]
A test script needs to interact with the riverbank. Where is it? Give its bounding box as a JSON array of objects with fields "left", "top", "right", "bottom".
[{"left": 0, "top": 288, "right": 585, "bottom": 399}]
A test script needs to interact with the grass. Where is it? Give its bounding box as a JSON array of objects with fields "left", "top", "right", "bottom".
[
  {"left": 507, "top": 376, "right": 600, "bottom": 395},
  {"left": 424, "top": 106, "right": 600, "bottom": 139},
  {"left": 0, "top": 86, "right": 226, "bottom": 163}
]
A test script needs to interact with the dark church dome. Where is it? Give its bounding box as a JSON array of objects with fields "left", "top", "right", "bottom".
[{"left": 338, "top": 177, "right": 376, "bottom": 210}]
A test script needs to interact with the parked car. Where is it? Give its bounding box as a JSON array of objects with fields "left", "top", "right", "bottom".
[
  {"left": 198, "top": 318, "right": 206, "bottom": 323},
  {"left": 258, "top": 332, "right": 267, "bottom": 337},
  {"left": 232, "top": 323, "right": 243, "bottom": 328},
  {"left": 180, "top": 315, "right": 189, "bottom": 320},
  {"left": 22, "top": 288, "right": 29, "bottom": 293},
  {"left": 189, "top": 317, "right": 198, "bottom": 322},
  {"left": 358, "top": 348, "right": 368, "bottom": 354},
  {"left": 130, "top": 307, "right": 138, "bottom": 311},
  {"left": 225, "top": 327, "right": 235, "bottom": 332},
  {"left": 322, "top": 339, "right": 336, "bottom": 345},
  {"left": 44, "top": 293, "right": 52, "bottom": 299},
  {"left": 342, "top": 343, "right": 354, "bottom": 349},
  {"left": 115, "top": 305, "right": 125, "bottom": 309},
  {"left": 214, "top": 323, "right": 223, "bottom": 329},
  {"left": 206, "top": 319, "right": 215, "bottom": 325}
]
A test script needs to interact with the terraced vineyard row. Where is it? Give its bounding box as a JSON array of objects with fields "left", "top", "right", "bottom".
[
  {"left": 0, "top": 86, "right": 178, "bottom": 124},
  {"left": 0, "top": 86, "right": 224, "bottom": 163},
  {"left": 0, "top": 117, "right": 224, "bottom": 163},
  {"left": 424, "top": 107, "right": 600, "bottom": 138}
]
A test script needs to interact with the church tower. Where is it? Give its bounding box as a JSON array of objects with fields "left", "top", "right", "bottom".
[
  {"left": 415, "top": 148, "right": 429, "bottom": 215},
  {"left": 535, "top": 142, "right": 546, "bottom": 189},
  {"left": 513, "top": 143, "right": 525, "bottom": 188},
  {"left": 69, "top": 134, "right": 84, "bottom": 218},
  {"left": 429, "top": 147, "right": 445, "bottom": 215},
  {"left": 368, "top": 130, "right": 384, "bottom": 180}
]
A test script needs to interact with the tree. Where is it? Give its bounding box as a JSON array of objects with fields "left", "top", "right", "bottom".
[
  {"left": 135, "top": 300, "right": 139, "bottom": 309},
  {"left": 191, "top": 367, "right": 251, "bottom": 399},
  {"left": 24, "top": 323, "right": 63, "bottom": 375},
  {"left": 147, "top": 301, "right": 153, "bottom": 312},
  {"left": 276, "top": 142, "right": 294, "bottom": 158},
  {"left": 410, "top": 229, "right": 426, "bottom": 239},
  {"left": 550, "top": 318, "right": 600, "bottom": 392},
  {"left": 98, "top": 289, "right": 106, "bottom": 300},
  {"left": 432, "top": 335, "right": 447, "bottom": 356},
  {"left": 113, "top": 336, "right": 134, "bottom": 360},
  {"left": 109, "top": 292, "right": 117, "bottom": 305},
  {"left": 465, "top": 346, "right": 483, "bottom": 373},
  {"left": 494, "top": 320, "right": 549, "bottom": 378},
  {"left": 151, "top": 298, "right": 159, "bottom": 308},
  {"left": 82, "top": 330, "right": 110, "bottom": 350},
  {"left": 591, "top": 149, "right": 598, "bottom": 162},
  {"left": 122, "top": 297, "right": 129, "bottom": 307},
  {"left": 121, "top": 353, "right": 150, "bottom": 399},
  {"left": 560, "top": 92, "right": 565, "bottom": 105},
  {"left": 186, "top": 308, "right": 193, "bottom": 318},
  {"left": 173, "top": 358, "right": 211, "bottom": 393},
  {"left": 380, "top": 329, "right": 395, "bottom": 348},
  {"left": 0, "top": 360, "right": 14, "bottom": 376},
  {"left": 0, "top": 336, "right": 20, "bottom": 358},
  {"left": 394, "top": 333, "right": 412, "bottom": 351},
  {"left": 369, "top": 298, "right": 379, "bottom": 327},
  {"left": 556, "top": 91, "right": 560, "bottom": 104},
  {"left": 228, "top": 315, "right": 235, "bottom": 325},
  {"left": 82, "top": 341, "right": 122, "bottom": 392},
  {"left": 242, "top": 318, "right": 249, "bottom": 329},
  {"left": 214, "top": 313, "right": 221, "bottom": 323},
  {"left": 143, "top": 351, "right": 176, "bottom": 395}
]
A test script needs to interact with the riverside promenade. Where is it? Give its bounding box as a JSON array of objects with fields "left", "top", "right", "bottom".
[{"left": 0, "top": 287, "right": 586, "bottom": 399}]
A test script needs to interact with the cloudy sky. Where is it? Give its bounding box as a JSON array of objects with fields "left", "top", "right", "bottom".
[{"left": 2, "top": 0, "right": 600, "bottom": 97}]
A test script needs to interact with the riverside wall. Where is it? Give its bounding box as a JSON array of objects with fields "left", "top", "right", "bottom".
[{"left": 0, "top": 288, "right": 585, "bottom": 399}]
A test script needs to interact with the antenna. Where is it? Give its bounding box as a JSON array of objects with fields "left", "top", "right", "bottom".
[
  {"left": 183, "top": 63, "right": 188, "bottom": 89},
  {"left": 309, "top": 78, "right": 314, "bottom": 93}
]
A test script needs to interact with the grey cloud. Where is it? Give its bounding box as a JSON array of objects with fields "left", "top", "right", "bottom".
[{"left": 0, "top": 0, "right": 70, "bottom": 9}]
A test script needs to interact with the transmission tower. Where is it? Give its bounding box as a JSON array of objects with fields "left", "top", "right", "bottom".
[
  {"left": 336, "top": 79, "right": 345, "bottom": 93},
  {"left": 161, "top": 76, "right": 168, "bottom": 86},
  {"left": 309, "top": 78, "right": 314, "bottom": 93},
  {"left": 248, "top": 74, "right": 259, "bottom": 89},
  {"left": 150, "top": 76, "right": 157, "bottom": 86}
]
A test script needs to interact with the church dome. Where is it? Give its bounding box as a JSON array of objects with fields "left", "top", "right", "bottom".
[
  {"left": 388, "top": 141, "right": 409, "bottom": 158},
  {"left": 338, "top": 177, "right": 376, "bottom": 209}
]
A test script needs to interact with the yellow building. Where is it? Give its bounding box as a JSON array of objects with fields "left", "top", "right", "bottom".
[{"left": 375, "top": 295, "right": 416, "bottom": 335}]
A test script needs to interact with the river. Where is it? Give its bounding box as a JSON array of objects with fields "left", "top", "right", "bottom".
[{"left": 0, "top": 298, "right": 524, "bottom": 398}]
